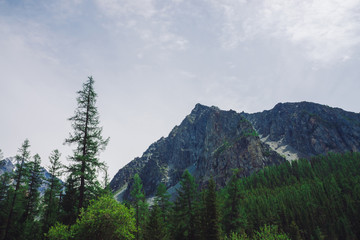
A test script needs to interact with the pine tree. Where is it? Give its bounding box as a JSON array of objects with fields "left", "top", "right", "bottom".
[
  {"left": 60, "top": 174, "right": 79, "bottom": 225},
  {"left": 42, "top": 149, "right": 63, "bottom": 233},
  {"left": 65, "top": 76, "right": 109, "bottom": 213},
  {"left": 130, "top": 173, "right": 148, "bottom": 240},
  {"left": 204, "top": 177, "right": 221, "bottom": 240},
  {"left": 144, "top": 204, "right": 167, "bottom": 240},
  {"left": 173, "top": 170, "right": 200, "bottom": 240},
  {"left": 2, "top": 139, "right": 31, "bottom": 240},
  {"left": 22, "top": 153, "right": 43, "bottom": 240},
  {"left": 155, "top": 183, "right": 172, "bottom": 223},
  {"left": 223, "top": 169, "right": 247, "bottom": 235},
  {"left": 23, "top": 154, "right": 43, "bottom": 221}
]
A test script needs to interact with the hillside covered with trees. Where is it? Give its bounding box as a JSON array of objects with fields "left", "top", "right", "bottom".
[{"left": 1, "top": 78, "right": 359, "bottom": 240}]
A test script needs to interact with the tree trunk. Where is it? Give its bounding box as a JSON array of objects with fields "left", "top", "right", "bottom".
[{"left": 78, "top": 86, "right": 91, "bottom": 211}]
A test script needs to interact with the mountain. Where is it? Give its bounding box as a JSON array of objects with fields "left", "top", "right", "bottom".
[
  {"left": 0, "top": 157, "right": 59, "bottom": 195},
  {"left": 110, "top": 102, "right": 360, "bottom": 201},
  {"left": 243, "top": 102, "right": 360, "bottom": 160},
  {"left": 110, "top": 104, "right": 284, "bottom": 201}
]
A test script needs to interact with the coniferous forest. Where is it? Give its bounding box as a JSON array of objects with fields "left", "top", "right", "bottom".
[{"left": 1, "top": 78, "right": 360, "bottom": 240}]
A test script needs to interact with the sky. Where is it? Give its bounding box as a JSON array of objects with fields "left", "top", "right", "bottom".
[{"left": 1, "top": 0, "right": 360, "bottom": 179}]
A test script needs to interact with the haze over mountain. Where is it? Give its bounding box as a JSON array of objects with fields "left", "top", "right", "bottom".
[{"left": 110, "top": 102, "right": 360, "bottom": 201}]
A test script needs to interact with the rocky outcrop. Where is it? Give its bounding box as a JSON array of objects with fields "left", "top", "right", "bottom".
[
  {"left": 110, "top": 102, "right": 360, "bottom": 201},
  {"left": 110, "top": 104, "right": 284, "bottom": 201},
  {"left": 243, "top": 102, "right": 360, "bottom": 159}
]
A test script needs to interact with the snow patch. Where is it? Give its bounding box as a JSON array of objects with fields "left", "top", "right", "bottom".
[{"left": 260, "top": 135, "right": 300, "bottom": 161}]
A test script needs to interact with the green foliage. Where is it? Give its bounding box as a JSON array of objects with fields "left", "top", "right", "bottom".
[
  {"left": 144, "top": 204, "right": 167, "bottom": 240},
  {"left": 64, "top": 76, "right": 109, "bottom": 212},
  {"left": 130, "top": 173, "right": 148, "bottom": 240},
  {"left": 222, "top": 169, "right": 247, "bottom": 235},
  {"left": 47, "top": 195, "right": 136, "bottom": 240},
  {"left": 173, "top": 170, "right": 201, "bottom": 240},
  {"left": 253, "top": 225, "right": 290, "bottom": 240},
  {"left": 42, "top": 149, "right": 63, "bottom": 233},
  {"left": 46, "top": 222, "right": 72, "bottom": 240},
  {"left": 224, "top": 225, "right": 289, "bottom": 240},
  {"left": 241, "top": 129, "right": 259, "bottom": 138},
  {"left": 230, "top": 152, "right": 360, "bottom": 239},
  {"left": 204, "top": 177, "right": 221, "bottom": 240},
  {"left": 23, "top": 154, "right": 43, "bottom": 222},
  {"left": 155, "top": 182, "right": 173, "bottom": 231},
  {"left": 2, "top": 139, "right": 32, "bottom": 240}
]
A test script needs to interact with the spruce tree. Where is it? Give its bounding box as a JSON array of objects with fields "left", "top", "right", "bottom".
[
  {"left": 204, "top": 177, "right": 221, "bottom": 240},
  {"left": 130, "top": 173, "right": 148, "bottom": 240},
  {"left": 173, "top": 170, "right": 200, "bottom": 240},
  {"left": 60, "top": 174, "right": 79, "bottom": 225},
  {"left": 22, "top": 153, "right": 43, "bottom": 240},
  {"left": 23, "top": 154, "right": 43, "bottom": 221},
  {"left": 42, "top": 149, "right": 63, "bottom": 233},
  {"left": 223, "top": 169, "right": 247, "bottom": 235},
  {"left": 155, "top": 183, "right": 172, "bottom": 223},
  {"left": 2, "top": 139, "right": 31, "bottom": 240},
  {"left": 144, "top": 204, "right": 167, "bottom": 240},
  {"left": 65, "top": 76, "right": 109, "bottom": 213}
]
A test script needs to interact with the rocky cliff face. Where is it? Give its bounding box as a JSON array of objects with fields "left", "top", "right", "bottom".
[
  {"left": 110, "top": 102, "right": 360, "bottom": 201},
  {"left": 243, "top": 102, "right": 360, "bottom": 160},
  {"left": 110, "top": 104, "right": 284, "bottom": 201}
]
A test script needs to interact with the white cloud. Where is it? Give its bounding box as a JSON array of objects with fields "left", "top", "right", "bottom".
[
  {"left": 208, "top": 0, "right": 360, "bottom": 64},
  {"left": 95, "top": 0, "right": 188, "bottom": 51},
  {"left": 95, "top": 0, "right": 156, "bottom": 19}
]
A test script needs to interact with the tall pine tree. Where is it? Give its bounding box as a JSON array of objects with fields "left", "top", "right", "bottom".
[
  {"left": 222, "top": 169, "right": 247, "bottom": 236},
  {"left": 155, "top": 183, "right": 172, "bottom": 223},
  {"left": 22, "top": 153, "right": 43, "bottom": 240},
  {"left": 42, "top": 149, "right": 63, "bottom": 233},
  {"left": 173, "top": 170, "right": 200, "bottom": 240},
  {"left": 23, "top": 154, "right": 43, "bottom": 222},
  {"left": 65, "top": 76, "right": 109, "bottom": 213},
  {"left": 204, "top": 177, "right": 221, "bottom": 240},
  {"left": 130, "top": 173, "right": 148, "bottom": 240},
  {"left": 2, "top": 139, "right": 31, "bottom": 240}
]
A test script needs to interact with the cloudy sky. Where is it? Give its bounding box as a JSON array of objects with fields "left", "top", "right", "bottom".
[{"left": 1, "top": 0, "right": 360, "bottom": 179}]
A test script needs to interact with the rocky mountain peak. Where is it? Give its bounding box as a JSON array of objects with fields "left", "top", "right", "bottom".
[
  {"left": 110, "top": 104, "right": 284, "bottom": 201},
  {"left": 244, "top": 101, "right": 360, "bottom": 159},
  {"left": 110, "top": 102, "right": 360, "bottom": 202}
]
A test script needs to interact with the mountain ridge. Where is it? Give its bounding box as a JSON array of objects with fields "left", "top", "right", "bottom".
[{"left": 110, "top": 101, "right": 360, "bottom": 201}]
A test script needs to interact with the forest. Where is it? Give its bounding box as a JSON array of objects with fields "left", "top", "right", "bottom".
[
  {"left": 1, "top": 145, "right": 359, "bottom": 239},
  {"left": 1, "top": 78, "right": 359, "bottom": 240}
]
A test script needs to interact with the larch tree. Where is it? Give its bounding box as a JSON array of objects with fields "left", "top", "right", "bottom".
[
  {"left": 42, "top": 149, "right": 63, "bottom": 233},
  {"left": 173, "top": 170, "right": 200, "bottom": 240},
  {"left": 130, "top": 173, "right": 148, "bottom": 240},
  {"left": 204, "top": 176, "right": 221, "bottom": 240},
  {"left": 22, "top": 153, "right": 43, "bottom": 240},
  {"left": 223, "top": 169, "right": 247, "bottom": 236},
  {"left": 2, "top": 139, "right": 31, "bottom": 240},
  {"left": 65, "top": 76, "right": 109, "bottom": 213},
  {"left": 23, "top": 153, "right": 43, "bottom": 222},
  {"left": 155, "top": 183, "right": 172, "bottom": 223}
]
